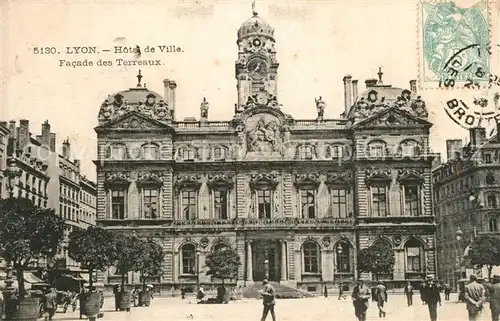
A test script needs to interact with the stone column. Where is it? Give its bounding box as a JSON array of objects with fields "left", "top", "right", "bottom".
[
  {"left": 280, "top": 240, "right": 287, "bottom": 281},
  {"left": 245, "top": 241, "right": 253, "bottom": 282}
]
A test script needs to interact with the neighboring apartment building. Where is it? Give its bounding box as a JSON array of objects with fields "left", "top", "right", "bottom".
[
  {"left": 432, "top": 127, "right": 500, "bottom": 289},
  {"left": 95, "top": 10, "right": 438, "bottom": 293},
  {"left": 0, "top": 119, "right": 97, "bottom": 271}
]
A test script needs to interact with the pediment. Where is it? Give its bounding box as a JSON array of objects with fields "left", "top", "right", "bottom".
[
  {"left": 250, "top": 173, "right": 279, "bottom": 189},
  {"left": 95, "top": 111, "right": 174, "bottom": 132},
  {"left": 365, "top": 169, "right": 392, "bottom": 185},
  {"left": 326, "top": 171, "right": 353, "bottom": 186},
  {"left": 175, "top": 175, "right": 202, "bottom": 189},
  {"left": 397, "top": 169, "right": 425, "bottom": 184},
  {"left": 294, "top": 173, "right": 321, "bottom": 188},
  {"left": 104, "top": 172, "right": 131, "bottom": 189},
  {"left": 353, "top": 107, "right": 432, "bottom": 129},
  {"left": 207, "top": 174, "right": 234, "bottom": 189},
  {"left": 137, "top": 172, "right": 163, "bottom": 187}
]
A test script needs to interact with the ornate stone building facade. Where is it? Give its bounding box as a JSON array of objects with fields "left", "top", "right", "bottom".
[{"left": 95, "top": 10, "right": 437, "bottom": 292}]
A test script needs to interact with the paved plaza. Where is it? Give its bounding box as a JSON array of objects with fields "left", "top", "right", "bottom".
[{"left": 48, "top": 293, "right": 497, "bottom": 321}]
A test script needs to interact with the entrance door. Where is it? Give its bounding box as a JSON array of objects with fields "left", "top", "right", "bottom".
[{"left": 252, "top": 240, "right": 281, "bottom": 282}]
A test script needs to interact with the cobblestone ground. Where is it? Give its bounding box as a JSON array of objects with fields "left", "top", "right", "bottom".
[{"left": 52, "top": 293, "right": 494, "bottom": 321}]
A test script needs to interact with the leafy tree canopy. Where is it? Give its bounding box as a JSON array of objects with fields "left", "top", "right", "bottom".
[
  {"left": 469, "top": 235, "right": 500, "bottom": 272},
  {"left": 357, "top": 242, "right": 395, "bottom": 276},
  {"left": 0, "top": 198, "right": 66, "bottom": 268},
  {"left": 113, "top": 234, "right": 144, "bottom": 276},
  {"left": 205, "top": 247, "right": 241, "bottom": 282},
  {"left": 68, "top": 226, "right": 116, "bottom": 272},
  {"left": 136, "top": 239, "right": 164, "bottom": 279}
]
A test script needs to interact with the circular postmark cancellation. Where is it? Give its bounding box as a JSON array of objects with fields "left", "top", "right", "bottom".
[{"left": 443, "top": 43, "right": 500, "bottom": 134}]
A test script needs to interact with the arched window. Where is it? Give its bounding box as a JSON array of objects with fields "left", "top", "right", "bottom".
[
  {"left": 213, "top": 243, "right": 228, "bottom": 252},
  {"left": 371, "top": 239, "right": 393, "bottom": 280},
  {"left": 213, "top": 146, "right": 227, "bottom": 161},
  {"left": 300, "top": 145, "right": 314, "bottom": 160},
  {"left": 303, "top": 242, "right": 320, "bottom": 273},
  {"left": 405, "top": 239, "right": 424, "bottom": 273},
  {"left": 181, "top": 244, "right": 196, "bottom": 274},
  {"left": 367, "top": 140, "right": 387, "bottom": 158},
  {"left": 335, "top": 242, "right": 351, "bottom": 273},
  {"left": 142, "top": 143, "right": 159, "bottom": 160},
  {"left": 489, "top": 217, "right": 498, "bottom": 232}
]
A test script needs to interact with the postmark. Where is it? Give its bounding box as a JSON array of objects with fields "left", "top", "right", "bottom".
[
  {"left": 418, "top": 0, "right": 490, "bottom": 89},
  {"left": 443, "top": 44, "right": 500, "bottom": 134}
]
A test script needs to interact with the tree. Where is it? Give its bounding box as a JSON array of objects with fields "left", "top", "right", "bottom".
[
  {"left": 0, "top": 198, "right": 66, "bottom": 298},
  {"left": 113, "top": 234, "right": 144, "bottom": 292},
  {"left": 468, "top": 235, "right": 500, "bottom": 280},
  {"left": 205, "top": 247, "right": 241, "bottom": 286},
  {"left": 136, "top": 239, "right": 164, "bottom": 291},
  {"left": 357, "top": 242, "right": 395, "bottom": 280},
  {"left": 68, "top": 226, "right": 116, "bottom": 289}
]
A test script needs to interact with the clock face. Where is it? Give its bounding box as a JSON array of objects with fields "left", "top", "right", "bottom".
[
  {"left": 253, "top": 38, "right": 262, "bottom": 47},
  {"left": 248, "top": 59, "right": 267, "bottom": 80}
]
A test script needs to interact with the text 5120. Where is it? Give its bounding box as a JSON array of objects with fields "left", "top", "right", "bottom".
[{"left": 32, "top": 47, "right": 59, "bottom": 55}]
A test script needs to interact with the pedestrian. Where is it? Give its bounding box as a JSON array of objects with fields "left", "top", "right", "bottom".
[
  {"left": 404, "top": 281, "right": 414, "bottom": 306},
  {"left": 258, "top": 279, "right": 276, "bottom": 321},
  {"left": 464, "top": 274, "right": 485, "bottom": 321},
  {"left": 375, "top": 281, "right": 388, "bottom": 318},
  {"left": 196, "top": 285, "right": 205, "bottom": 304},
  {"left": 324, "top": 285, "right": 328, "bottom": 298},
  {"left": 489, "top": 274, "right": 500, "bottom": 321},
  {"left": 420, "top": 275, "right": 441, "bottom": 321},
  {"left": 444, "top": 283, "right": 451, "bottom": 301},
  {"left": 43, "top": 287, "right": 57, "bottom": 321},
  {"left": 338, "top": 282, "right": 345, "bottom": 300},
  {"left": 420, "top": 281, "right": 427, "bottom": 305},
  {"left": 352, "top": 279, "right": 371, "bottom": 321},
  {"left": 181, "top": 286, "right": 186, "bottom": 300}
]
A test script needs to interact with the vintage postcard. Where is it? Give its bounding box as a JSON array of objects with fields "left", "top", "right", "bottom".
[{"left": 0, "top": 1, "right": 500, "bottom": 321}]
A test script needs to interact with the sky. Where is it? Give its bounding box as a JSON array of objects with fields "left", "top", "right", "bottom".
[{"left": 2, "top": 0, "right": 499, "bottom": 181}]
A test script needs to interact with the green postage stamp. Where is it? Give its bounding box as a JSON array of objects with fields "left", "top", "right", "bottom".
[{"left": 419, "top": 0, "right": 491, "bottom": 89}]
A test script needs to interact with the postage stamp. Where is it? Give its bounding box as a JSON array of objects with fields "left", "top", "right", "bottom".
[{"left": 418, "top": 0, "right": 491, "bottom": 89}]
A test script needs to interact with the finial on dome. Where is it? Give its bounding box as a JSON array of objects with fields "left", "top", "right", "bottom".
[
  {"left": 137, "top": 70, "right": 143, "bottom": 87},
  {"left": 252, "top": 0, "right": 258, "bottom": 16},
  {"left": 377, "top": 66, "right": 384, "bottom": 84}
]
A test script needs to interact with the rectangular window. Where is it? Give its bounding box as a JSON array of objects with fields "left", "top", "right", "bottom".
[
  {"left": 182, "top": 191, "right": 197, "bottom": 220},
  {"left": 406, "top": 247, "right": 421, "bottom": 271},
  {"left": 331, "top": 189, "right": 347, "bottom": 218},
  {"left": 214, "top": 190, "right": 228, "bottom": 219},
  {"left": 143, "top": 146, "right": 157, "bottom": 160},
  {"left": 182, "top": 247, "right": 196, "bottom": 274},
  {"left": 372, "top": 186, "right": 387, "bottom": 216},
  {"left": 111, "top": 145, "right": 126, "bottom": 160},
  {"left": 404, "top": 185, "right": 420, "bottom": 216},
  {"left": 300, "top": 189, "right": 316, "bottom": 218},
  {"left": 487, "top": 195, "right": 498, "bottom": 208},
  {"left": 214, "top": 147, "right": 226, "bottom": 160},
  {"left": 183, "top": 149, "right": 195, "bottom": 161},
  {"left": 331, "top": 146, "right": 343, "bottom": 158},
  {"left": 369, "top": 144, "right": 385, "bottom": 157},
  {"left": 301, "top": 146, "right": 313, "bottom": 160},
  {"left": 143, "top": 189, "right": 158, "bottom": 219},
  {"left": 111, "top": 190, "right": 126, "bottom": 219},
  {"left": 257, "top": 190, "right": 272, "bottom": 219}
]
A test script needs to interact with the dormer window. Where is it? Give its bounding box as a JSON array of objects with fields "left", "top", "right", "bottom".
[
  {"left": 300, "top": 145, "right": 314, "bottom": 160},
  {"left": 399, "top": 139, "right": 420, "bottom": 157},
  {"left": 183, "top": 149, "right": 195, "bottom": 161},
  {"left": 214, "top": 147, "right": 226, "bottom": 161},
  {"left": 484, "top": 153, "right": 493, "bottom": 164}
]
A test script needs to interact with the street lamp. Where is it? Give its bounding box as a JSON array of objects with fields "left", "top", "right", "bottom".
[
  {"left": 3, "top": 156, "right": 21, "bottom": 297},
  {"left": 264, "top": 249, "right": 269, "bottom": 280},
  {"left": 455, "top": 227, "right": 465, "bottom": 286},
  {"left": 196, "top": 248, "right": 201, "bottom": 289},
  {"left": 337, "top": 243, "right": 343, "bottom": 297}
]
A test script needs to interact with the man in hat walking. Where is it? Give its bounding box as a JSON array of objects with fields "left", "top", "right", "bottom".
[
  {"left": 420, "top": 275, "right": 441, "bottom": 321},
  {"left": 375, "top": 280, "right": 388, "bottom": 318},
  {"left": 352, "top": 279, "right": 371, "bottom": 321},
  {"left": 404, "top": 281, "right": 414, "bottom": 306},
  {"left": 464, "top": 274, "right": 485, "bottom": 321},
  {"left": 489, "top": 274, "right": 500, "bottom": 321},
  {"left": 259, "top": 279, "right": 276, "bottom": 321}
]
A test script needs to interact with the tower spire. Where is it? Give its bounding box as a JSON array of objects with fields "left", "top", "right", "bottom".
[{"left": 252, "top": 0, "right": 258, "bottom": 16}]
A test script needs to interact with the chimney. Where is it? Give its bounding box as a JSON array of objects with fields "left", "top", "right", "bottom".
[
  {"left": 62, "top": 138, "right": 71, "bottom": 159},
  {"left": 469, "top": 127, "right": 486, "bottom": 148},
  {"left": 74, "top": 159, "right": 81, "bottom": 169},
  {"left": 18, "top": 119, "right": 30, "bottom": 150},
  {"left": 163, "top": 79, "right": 177, "bottom": 120},
  {"left": 446, "top": 139, "right": 463, "bottom": 161},
  {"left": 49, "top": 133, "right": 56, "bottom": 152},
  {"left": 343, "top": 75, "right": 353, "bottom": 115},
  {"left": 41, "top": 120, "right": 51, "bottom": 150},
  {"left": 352, "top": 80, "right": 359, "bottom": 103},
  {"left": 8, "top": 121, "right": 16, "bottom": 139},
  {"left": 409, "top": 80, "right": 417, "bottom": 93},
  {"left": 365, "top": 79, "right": 378, "bottom": 88}
]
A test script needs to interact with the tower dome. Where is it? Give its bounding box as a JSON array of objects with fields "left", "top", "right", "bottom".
[{"left": 237, "top": 11, "right": 275, "bottom": 40}]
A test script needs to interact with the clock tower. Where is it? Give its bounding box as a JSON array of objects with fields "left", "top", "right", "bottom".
[{"left": 235, "top": 8, "right": 278, "bottom": 112}]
